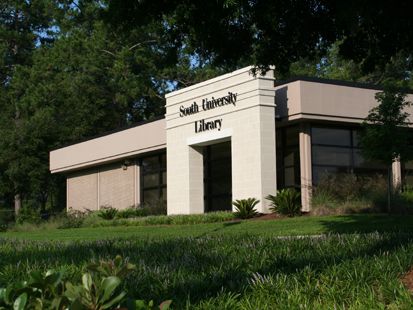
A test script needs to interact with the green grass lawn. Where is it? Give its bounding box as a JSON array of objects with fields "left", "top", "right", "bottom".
[
  {"left": 1, "top": 214, "right": 413, "bottom": 308},
  {"left": 3, "top": 214, "right": 413, "bottom": 241}
]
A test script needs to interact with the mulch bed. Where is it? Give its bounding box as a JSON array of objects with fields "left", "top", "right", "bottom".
[{"left": 402, "top": 268, "right": 413, "bottom": 293}]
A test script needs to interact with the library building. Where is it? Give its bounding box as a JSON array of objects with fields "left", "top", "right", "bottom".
[{"left": 49, "top": 66, "right": 413, "bottom": 214}]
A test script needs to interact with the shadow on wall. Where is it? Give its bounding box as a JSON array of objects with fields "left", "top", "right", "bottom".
[{"left": 275, "top": 86, "right": 288, "bottom": 118}]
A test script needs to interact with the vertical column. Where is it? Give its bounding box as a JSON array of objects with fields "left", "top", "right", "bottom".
[
  {"left": 188, "top": 145, "right": 204, "bottom": 213},
  {"left": 299, "top": 123, "right": 312, "bottom": 212},
  {"left": 134, "top": 163, "right": 140, "bottom": 206},
  {"left": 392, "top": 157, "right": 402, "bottom": 190}
]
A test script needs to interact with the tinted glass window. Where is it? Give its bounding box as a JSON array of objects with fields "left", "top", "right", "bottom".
[
  {"left": 312, "top": 128, "right": 351, "bottom": 146},
  {"left": 312, "top": 146, "right": 351, "bottom": 166}
]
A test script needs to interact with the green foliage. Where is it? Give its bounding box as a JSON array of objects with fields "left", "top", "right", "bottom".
[
  {"left": 91, "top": 211, "right": 236, "bottom": 228},
  {"left": 98, "top": 206, "right": 118, "bottom": 220},
  {"left": 0, "top": 255, "right": 170, "bottom": 310},
  {"left": 2, "top": 223, "right": 413, "bottom": 308},
  {"left": 58, "top": 208, "right": 90, "bottom": 229},
  {"left": 232, "top": 198, "right": 259, "bottom": 219},
  {"left": 266, "top": 189, "right": 301, "bottom": 217},
  {"left": 360, "top": 85, "right": 413, "bottom": 165},
  {"left": 15, "top": 207, "right": 42, "bottom": 225}
]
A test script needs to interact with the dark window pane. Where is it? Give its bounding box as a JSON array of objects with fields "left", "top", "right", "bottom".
[
  {"left": 210, "top": 142, "right": 231, "bottom": 160},
  {"left": 312, "top": 128, "right": 351, "bottom": 146},
  {"left": 143, "top": 189, "right": 159, "bottom": 204},
  {"left": 284, "top": 167, "right": 295, "bottom": 186},
  {"left": 353, "top": 130, "right": 361, "bottom": 147},
  {"left": 211, "top": 178, "right": 232, "bottom": 195},
  {"left": 162, "top": 171, "right": 167, "bottom": 185},
  {"left": 143, "top": 173, "right": 159, "bottom": 188},
  {"left": 313, "top": 146, "right": 351, "bottom": 166},
  {"left": 284, "top": 150, "right": 294, "bottom": 166},
  {"left": 353, "top": 149, "right": 386, "bottom": 169},
  {"left": 161, "top": 154, "right": 167, "bottom": 169},
  {"left": 142, "top": 156, "right": 159, "bottom": 172},
  {"left": 161, "top": 188, "right": 167, "bottom": 201},
  {"left": 208, "top": 196, "right": 232, "bottom": 212},
  {"left": 285, "top": 127, "right": 299, "bottom": 146}
]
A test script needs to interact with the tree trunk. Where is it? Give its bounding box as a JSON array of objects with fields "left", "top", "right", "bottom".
[
  {"left": 14, "top": 193, "right": 21, "bottom": 216},
  {"left": 387, "top": 165, "right": 392, "bottom": 214}
]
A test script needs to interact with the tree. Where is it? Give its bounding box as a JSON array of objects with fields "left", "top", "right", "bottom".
[
  {"left": 105, "top": 0, "right": 413, "bottom": 79},
  {"left": 359, "top": 83, "right": 413, "bottom": 212}
]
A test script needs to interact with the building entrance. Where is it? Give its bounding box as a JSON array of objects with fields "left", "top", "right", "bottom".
[{"left": 204, "top": 141, "right": 232, "bottom": 212}]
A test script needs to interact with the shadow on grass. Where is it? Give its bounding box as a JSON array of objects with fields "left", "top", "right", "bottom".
[
  {"left": 319, "top": 214, "right": 413, "bottom": 234},
  {"left": 2, "top": 216, "right": 413, "bottom": 307}
]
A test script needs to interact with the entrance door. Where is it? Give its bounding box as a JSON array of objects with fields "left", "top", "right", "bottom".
[{"left": 204, "top": 141, "right": 232, "bottom": 212}]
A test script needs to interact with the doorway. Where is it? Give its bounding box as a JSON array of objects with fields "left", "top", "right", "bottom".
[{"left": 204, "top": 141, "right": 232, "bottom": 212}]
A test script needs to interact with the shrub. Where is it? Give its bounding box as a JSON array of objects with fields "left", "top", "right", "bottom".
[
  {"left": 15, "top": 207, "right": 42, "bottom": 225},
  {"left": 58, "top": 208, "right": 90, "bottom": 229},
  {"left": 0, "top": 255, "right": 171, "bottom": 310},
  {"left": 141, "top": 199, "right": 167, "bottom": 216},
  {"left": 232, "top": 198, "right": 259, "bottom": 219},
  {"left": 310, "top": 173, "right": 390, "bottom": 215},
  {"left": 117, "top": 207, "right": 143, "bottom": 219},
  {"left": 266, "top": 188, "right": 301, "bottom": 217},
  {"left": 98, "top": 206, "right": 118, "bottom": 220}
]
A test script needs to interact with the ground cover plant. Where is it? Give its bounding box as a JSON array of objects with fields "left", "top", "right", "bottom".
[
  {"left": 311, "top": 173, "right": 413, "bottom": 215},
  {"left": 2, "top": 216, "right": 413, "bottom": 308}
]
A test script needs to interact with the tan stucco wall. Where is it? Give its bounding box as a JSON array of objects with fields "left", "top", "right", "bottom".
[
  {"left": 50, "top": 119, "right": 166, "bottom": 173},
  {"left": 67, "top": 161, "right": 140, "bottom": 211},
  {"left": 276, "top": 81, "right": 413, "bottom": 123},
  {"left": 166, "top": 66, "right": 277, "bottom": 214}
]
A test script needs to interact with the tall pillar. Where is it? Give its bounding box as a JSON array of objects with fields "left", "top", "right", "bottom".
[
  {"left": 299, "top": 124, "right": 312, "bottom": 212},
  {"left": 392, "top": 157, "right": 402, "bottom": 190}
]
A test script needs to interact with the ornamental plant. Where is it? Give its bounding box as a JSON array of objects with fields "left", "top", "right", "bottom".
[
  {"left": 232, "top": 198, "right": 260, "bottom": 219},
  {"left": 266, "top": 188, "right": 301, "bottom": 217},
  {"left": 98, "top": 206, "right": 118, "bottom": 220},
  {"left": 0, "top": 256, "right": 171, "bottom": 310}
]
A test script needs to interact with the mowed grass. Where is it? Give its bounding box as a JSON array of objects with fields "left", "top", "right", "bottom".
[
  {"left": 3, "top": 214, "right": 413, "bottom": 241},
  {"left": 1, "top": 215, "right": 413, "bottom": 308}
]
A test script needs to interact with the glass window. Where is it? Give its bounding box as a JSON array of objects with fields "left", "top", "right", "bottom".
[
  {"left": 312, "top": 146, "right": 351, "bottom": 166},
  {"left": 141, "top": 153, "right": 167, "bottom": 203},
  {"left": 284, "top": 151, "right": 294, "bottom": 166},
  {"left": 284, "top": 167, "right": 295, "bottom": 187},
  {"left": 142, "top": 189, "right": 159, "bottom": 204},
  {"left": 311, "top": 126, "right": 387, "bottom": 184},
  {"left": 312, "top": 127, "right": 351, "bottom": 146},
  {"left": 142, "top": 156, "right": 160, "bottom": 172},
  {"left": 143, "top": 173, "right": 159, "bottom": 188}
]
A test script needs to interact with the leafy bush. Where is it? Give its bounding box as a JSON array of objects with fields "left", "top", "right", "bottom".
[
  {"left": 232, "top": 198, "right": 259, "bottom": 219},
  {"left": 141, "top": 200, "right": 167, "bottom": 216},
  {"left": 266, "top": 188, "right": 301, "bottom": 217},
  {"left": 98, "top": 206, "right": 118, "bottom": 220},
  {"left": 89, "top": 211, "right": 236, "bottom": 227},
  {"left": 58, "top": 208, "right": 90, "bottom": 229},
  {"left": 310, "top": 173, "right": 393, "bottom": 215},
  {"left": 15, "top": 207, "right": 42, "bottom": 225},
  {"left": 117, "top": 207, "right": 145, "bottom": 219},
  {"left": 0, "top": 255, "right": 171, "bottom": 310}
]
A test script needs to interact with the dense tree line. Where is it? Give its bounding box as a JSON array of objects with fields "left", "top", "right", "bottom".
[{"left": 0, "top": 0, "right": 412, "bottom": 215}]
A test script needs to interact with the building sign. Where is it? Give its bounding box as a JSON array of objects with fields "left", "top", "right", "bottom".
[
  {"left": 179, "top": 92, "right": 237, "bottom": 117},
  {"left": 178, "top": 91, "right": 237, "bottom": 133},
  {"left": 195, "top": 118, "right": 222, "bottom": 133}
]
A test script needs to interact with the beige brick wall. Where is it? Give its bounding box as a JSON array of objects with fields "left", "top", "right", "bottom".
[
  {"left": 67, "top": 161, "right": 140, "bottom": 211},
  {"left": 67, "top": 170, "right": 98, "bottom": 211},
  {"left": 99, "top": 163, "right": 135, "bottom": 210}
]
